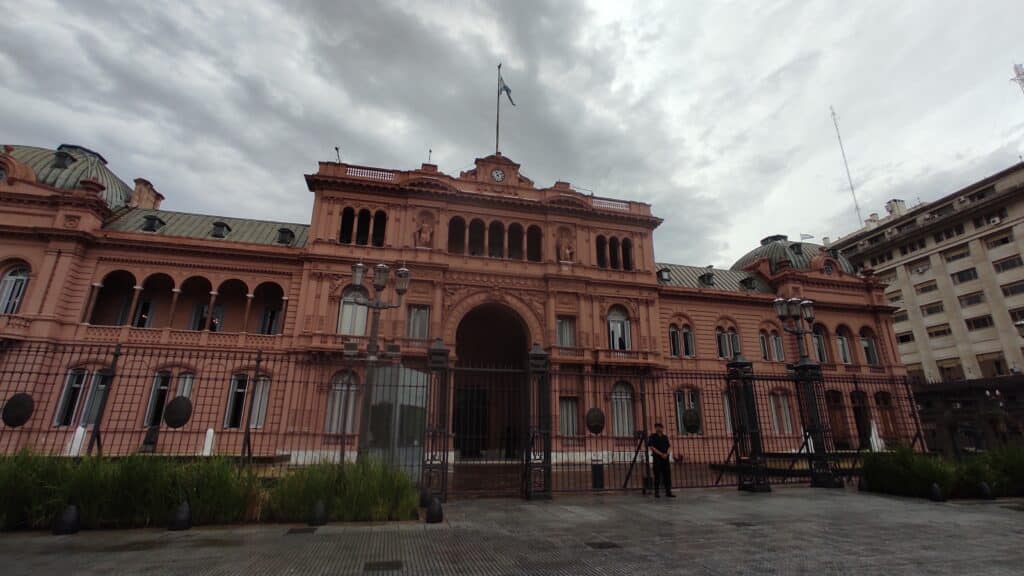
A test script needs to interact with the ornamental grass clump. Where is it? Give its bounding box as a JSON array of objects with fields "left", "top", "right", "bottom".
[{"left": 864, "top": 445, "right": 1024, "bottom": 500}]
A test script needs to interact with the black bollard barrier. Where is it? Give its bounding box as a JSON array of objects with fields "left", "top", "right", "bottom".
[
  {"left": 425, "top": 497, "right": 443, "bottom": 524},
  {"left": 168, "top": 501, "right": 191, "bottom": 531},
  {"left": 52, "top": 504, "right": 80, "bottom": 535},
  {"left": 308, "top": 499, "right": 328, "bottom": 526}
]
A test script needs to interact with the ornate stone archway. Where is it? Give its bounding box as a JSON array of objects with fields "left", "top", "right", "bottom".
[{"left": 443, "top": 288, "right": 545, "bottom": 349}]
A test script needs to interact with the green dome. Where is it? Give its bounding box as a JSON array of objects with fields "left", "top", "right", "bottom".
[
  {"left": 731, "top": 234, "right": 855, "bottom": 274},
  {"left": 4, "top": 144, "right": 133, "bottom": 208}
]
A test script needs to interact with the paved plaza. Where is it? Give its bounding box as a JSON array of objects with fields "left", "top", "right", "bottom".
[{"left": 1, "top": 487, "right": 1022, "bottom": 575}]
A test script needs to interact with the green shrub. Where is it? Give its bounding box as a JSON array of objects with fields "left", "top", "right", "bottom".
[
  {"left": 0, "top": 451, "right": 72, "bottom": 529},
  {"left": 175, "top": 458, "right": 259, "bottom": 525},
  {"left": 984, "top": 446, "right": 1024, "bottom": 497},
  {"left": 267, "top": 459, "right": 418, "bottom": 523},
  {"left": 863, "top": 448, "right": 955, "bottom": 499}
]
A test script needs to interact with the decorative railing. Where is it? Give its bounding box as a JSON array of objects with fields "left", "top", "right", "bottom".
[
  {"left": 345, "top": 166, "right": 396, "bottom": 182},
  {"left": 843, "top": 364, "right": 863, "bottom": 374},
  {"left": 595, "top": 349, "right": 654, "bottom": 363},
  {"left": 591, "top": 197, "right": 630, "bottom": 212},
  {"left": 550, "top": 346, "right": 586, "bottom": 358},
  {"left": 0, "top": 315, "right": 32, "bottom": 337},
  {"left": 82, "top": 325, "right": 121, "bottom": 341}
]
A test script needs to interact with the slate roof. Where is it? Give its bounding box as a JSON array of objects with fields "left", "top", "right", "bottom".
[
  {"left": 731, "top": 235, "right": 856, "bottom": 274},
  {"left": 655, "top": 263, "right": 772, "bottom": 293},
  {"left": 104, "top": 208, "right": 309, "bottom": 247},
  {"left": 4, "top": 144, "right": 134, "bottom": 208}
]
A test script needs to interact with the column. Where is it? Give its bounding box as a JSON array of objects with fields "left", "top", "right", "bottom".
[
  {"left": 82, "top": 282, "right": 102, "bottom": 324},
  {"left": 243, "top": 293, "right": 255, "bottom": 333},
  {"left": 167, "top": 288, "right": 182, "bottom": 329},
  {"left": 125, "top": 285, "right": 143, "bottom": 327},
  {"left": 205, "top": 291, "right": 218, "bottom": 331}
]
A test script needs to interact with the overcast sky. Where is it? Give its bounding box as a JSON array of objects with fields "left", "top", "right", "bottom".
[{"left": 2, "top": 0, "right": 1023, "bottom": 266}]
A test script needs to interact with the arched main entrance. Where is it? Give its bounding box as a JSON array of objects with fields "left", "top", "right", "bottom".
[{"left": 451, "top": 303, "right": 531, "bottom": 495}]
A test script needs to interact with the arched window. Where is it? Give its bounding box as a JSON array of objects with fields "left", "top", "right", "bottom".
[
  {"left": 826, "top": 390, "right": 851, "bottom": 450},
  {"left": 0, "top": 266, "right": 29, "bottom": 314},
  {"left": 526, "top": 225, "right": 542, "bottom": 262},
  {"left": 339, "top": 207, "right": 355, "bottom": 244},
  {"left": 836, "top": 326, "right": 854, "bottom": 365},
  {"left": 371, "top": 210, "right": 387, "bottom": 247},
  {"left": 508, "top": 224, "right": 524, "bottom": 259},
  {"left": 355, "top": 209, "right": 372, "bottom": 245},
  {"left": 447, "top": 217, "right": 466, "bottom": 254},
  {"left": 144, "top": 371, "right": 172, "bottom": 427},
  {"left": 326, "top": 371, "right": 359, "bottom": 435},
  {"left": 860, "top": 327, "right": 880, "bottom": 366},
  {"left": 611, "top": 382, "right": 635, "bottom": 437},
  {"left": 875, "top": 391, "right": 897, "bottom": 445},
  {"left": 607, "top": 306, "right": 631, "bottom": 350},
  {"left": 768, "top": 390, "right": 794, "bottom": 435},
  {"left": 488, "top": 221, "right": 505, "bottom": 258},
  {"left": 675, "top": 388, "right": 702, "bottom": 435},
  {"left": 681, "top": 325, "right": 695, "bottom": 357},
  {"left": 337, "top": 286, "right": 368, "bottom": 335},
  {"left": 622, "top": 238, "right": 634, "bottom": 271},
  {"left": 468, "top": 219, "right": 485, "bottom": 256},
  {"left": 669, "top": 324, "right": 681, "bottom": 357},
  {"left": 771, "top": 331, "right": 785, "bottom": 362},
  {"left": 609, "top": 237, "right": 621, "bottom": 269},
  {"left": 716, "top": 326, "right": 739, "bottom": 359},
  {"left": 596, "top": 236, "right": 608, "bottom": 268},
  {"left": 812, "top": 325, "right": 831, "bottom": 363}
]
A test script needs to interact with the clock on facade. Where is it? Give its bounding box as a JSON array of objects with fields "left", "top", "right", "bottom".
[{"left": 490, "top": 168, "right": 505, "bottom": 182}]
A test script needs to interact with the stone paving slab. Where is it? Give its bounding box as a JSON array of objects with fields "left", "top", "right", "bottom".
[{"left": 0, "top": 487, "right": 1022, "bottom": 575}]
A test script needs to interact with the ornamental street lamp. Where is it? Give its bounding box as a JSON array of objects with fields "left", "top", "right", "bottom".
[
  {"left": 348, "top": 262, "right": 411, "bottom": 456},
  {"left": 774, "top": 297, "right": 842, "bottom": 488}
]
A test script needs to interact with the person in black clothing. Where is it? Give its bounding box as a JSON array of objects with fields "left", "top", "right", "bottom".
[{"left": 648, "top": 422, "right": 675, "bottom": 498}]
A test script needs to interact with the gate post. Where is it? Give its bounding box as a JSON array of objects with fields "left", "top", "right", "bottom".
[
  {"left": 425, "top": 338, "right": 451, "bottom": 501},
  {"left": 793, "top": 357, "right": 842, "bottom": 488},
  {"left": 727, "top": 354, "right": 770, "bottom": 492},
  {"left": 524, "top": 343, "right": 552, "bottom": 500}
]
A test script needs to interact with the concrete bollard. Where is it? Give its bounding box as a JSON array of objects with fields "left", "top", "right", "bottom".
[
  {"left": 168, "top": 501, "right": 191, "bottom": 531},
  {"left": 52, "top": 504, "right": 80, "bottom": 535},
  {"left": 308, "top": 499, "right": 328, "bottom": 526},
  {"left": 928, "top": 482, "right": 946, "bottom": 502},
  {"left": 425, "top": 497, "right": 443, "bottom": 524}
]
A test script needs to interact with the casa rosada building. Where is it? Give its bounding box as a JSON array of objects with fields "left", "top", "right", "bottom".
[{"left": 0, "top": 143, "right": 916, "bottom": 495}]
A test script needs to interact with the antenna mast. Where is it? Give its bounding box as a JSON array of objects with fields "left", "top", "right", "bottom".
[
  {"left": 831, "top": 106, "right": 863, "bottom": 226},
  {"left": 1012, "top": 63, "right": 1024, "bottom": 95}
]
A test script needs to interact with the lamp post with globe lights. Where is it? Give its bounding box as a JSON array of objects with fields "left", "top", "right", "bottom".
[
  {"left": 774, "top": 297, "right": 842, "bottom": 488},
  {"left": 346, "top": 262, "right": 411, "bottom": 456}
]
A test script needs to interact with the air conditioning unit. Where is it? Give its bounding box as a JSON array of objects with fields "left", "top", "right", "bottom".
[
  {"left": 923, "top": 214, "right": 934, "bottom": 221},
  {"left": 989, "top": 217, "right": 1002, "bottom": 225},
  {"left": 913, "top": 267, "right": 929, "bottom": 275},
  {"left": 956, "top": 196, "right": 968, "bottom": 203}
]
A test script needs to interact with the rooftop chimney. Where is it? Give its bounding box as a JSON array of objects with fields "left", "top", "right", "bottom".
[
  {"left": 130, "top": 178, "right": 164, "bottom": 209},
  {"left": 885, "top": 199, "right": 906, "bottom": 217}
]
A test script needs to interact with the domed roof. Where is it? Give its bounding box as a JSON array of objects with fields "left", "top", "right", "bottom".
[
  {"left": 731, "top": 234, "right": 856, "bottom": 274},
  {"left": 3, "top": 144, "right": 133, "bottom": 208}
]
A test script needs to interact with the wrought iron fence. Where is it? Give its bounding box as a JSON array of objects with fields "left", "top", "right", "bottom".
[{"left": 0, "top": 340, "right": 924, "bottom": 499}]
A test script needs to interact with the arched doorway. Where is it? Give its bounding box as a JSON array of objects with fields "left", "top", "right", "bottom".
[{"left": 451, "top": 303, "right": 531, "bottom": 495}]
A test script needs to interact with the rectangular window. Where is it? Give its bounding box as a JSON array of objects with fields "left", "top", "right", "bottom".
[
  {"left": 836, "top": 335, "right": 853, "bottom": 364},
  {"left": 927, "top": 324, "right": 952, "bottom": 338},
  {"left": 951, "top": 268, "right": 979, "bottom": 285},
  {"left": 1010, "top": 308, "right": 1024, "bottom": 323},
  {"left": 973, "top": 207, "right": 1008, "bottom": 229},
  {"left": 894, "top": 310, "right": 909, "bottom": 323},
  {"left": 907, "top": 258, "right": 931, "bottom": 275},
  {"left": 407, "top": 305, "right": 430, "bottom": 339},
  {"left": 915, "top": 281, "right": 938, "bottom": 294},
  {"left": 54, "top": 369, "right": 89, "bottom": 427},
  {"left": 943, "top": 245, "right": 970, "bottom": 262},
  {"left": 675, "top": 389, "right": 701, "bottom": 435},
  {"left": 759, "top": 332, "right": 770, "bottom": 361},
  {"left": 1002, "top": 280, "right": 1024, "bottom": 297},
  {"left": 176, "top": 373, "right": 194, "bottom": 399},
  {"left": 79, "top": 372, "right": 110, "bottom": 427},
  {"left": 250, "top": 377, "right": 270, "bottom": 429},
  {"left": 994, "top": 255, "right": 1023, "bottom": 273},
  {"left": 920, "top": 302, "right": 944, "bottom": 316},
  {"left": 559, "top": 396, "right": 579, "bottom": 436},
  {"left": 224, "top": 374, "right": 248, "bottom": 429},
  {"left": 133, "top": 299, "right": 153, "bottom": 328},
  {"left": 722, "top": 392, "right": 733, "bottom": 436},
  {"left": 609, "top": 318, "right": 631, "bottom": 350},
  {"left": 965, "top": 315, "right": 994, "bottom": 331},
  {"left": 886, "top": 291, "right": 903, "bottom": 304},
  {"left": 896, "top": 331, "right": 915, "bottom": 344},
  {"left": 958, "top": 292, "right": 985, "bottom": 308},
  {"left": 986, "top": 231, "right": 1013, "bottom": 248},
  {"left": 556, "top": 316, "right": 576, "bottom": 347},
  {"left": 144, "top": 372, "right": 172, "bottom": 427},
  {"left": 769, "top": 394, "right": 793, "bottom": 435},
  {"left": 933, "top": 223, "right": 965, "bottom": 244}
]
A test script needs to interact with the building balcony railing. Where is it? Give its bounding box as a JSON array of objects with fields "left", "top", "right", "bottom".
[
  {"left": 550, "top": 346, "right": 587, "bottom": 360},
  {"left": 594, "top": 349, "right": 656, "bottom": 364},
  {"left": 843, "top": 364, "right": 863, "bottom": 373},
  {"left": 76, "top": 325, "right": 286, "bottom": 349},
  {"left": 0, "top": 314, "right": 32, "bottom": 339}
]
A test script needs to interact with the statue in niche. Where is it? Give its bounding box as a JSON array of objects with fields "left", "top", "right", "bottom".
[
  {"left": 413, "top": 212, "right": 435, "bottom": 248},
  {"left": 557, "top": 229, "right": 575, "bottom": 262}
]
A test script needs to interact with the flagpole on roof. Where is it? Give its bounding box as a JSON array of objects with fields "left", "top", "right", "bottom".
[{"left": 496, "top": 63, "right": 501, "bottom": 155}]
